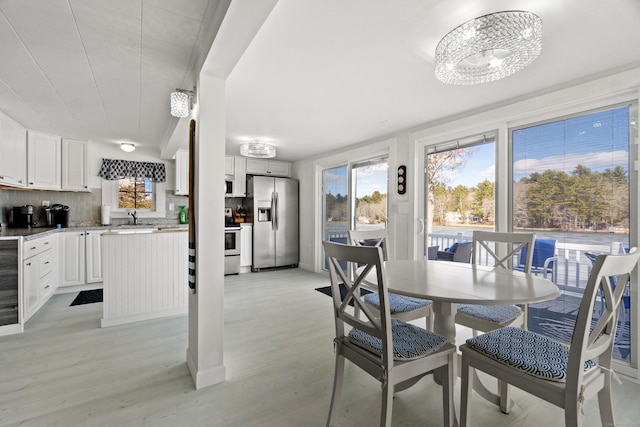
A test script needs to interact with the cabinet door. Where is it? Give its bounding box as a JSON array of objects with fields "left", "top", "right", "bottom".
[
  {"left": 240, "top": 225, "right": 253, "bottom": 267},
  {"left": 267, "top": 161, "right": 291, "bottom": 177},
  {"left": 225, "top": 156, "right": 235, "bottom": 175},
  {"left": 233, "top": 156, "right": 246, "bottom": 197},
  {"left": 27, "top": 130, "right": 61, "bottom": 190},
  {"left": 174, "top": 149, "right": 189, "bottom": 195},
  {"left": 85, "top": 231, "right": 105, "bottom": 283},
  {"left": 0, "top": 113, "right": 27, "bottom": 187},
  {"left": 59, "top": 232, "right": 85, "bottom": 287},
  {"left": 245, "top": 158, "right": 269, "bottom": 175},
  {"left": 23, "top": 257, "right": 40, "bottom": 320},
  {"left": 62, "top": 139, "right": 89, "bottom": 191}
]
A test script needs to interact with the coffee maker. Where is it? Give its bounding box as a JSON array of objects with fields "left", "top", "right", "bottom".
[
  {"left": 50, "top": 204, "right": 70, "bottom": 228},
  {"left": 10, "top": 205, "right": 35, "bottom": 228}
]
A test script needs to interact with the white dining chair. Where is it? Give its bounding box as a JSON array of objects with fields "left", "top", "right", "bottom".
[
  {"left": 323, "top": 240, "right": 456, "bottom": 427},
  {"left": 456, "top": 230, "right": 535, "bottom": 412},
  {"left": 348, "top": 229, "right": 433, "bottom": 330},
  {"left": 459, "top": 248, "right": 640, "bottom": 427}
]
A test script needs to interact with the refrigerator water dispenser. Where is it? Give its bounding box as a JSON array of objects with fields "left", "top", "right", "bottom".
[{"left": 258, "top": 208, "right": 271, "bottom": 222}]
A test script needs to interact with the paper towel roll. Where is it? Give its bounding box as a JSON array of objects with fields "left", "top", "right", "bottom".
[{"left": 101, "top": 205, "right": 111, "bottom": 225}]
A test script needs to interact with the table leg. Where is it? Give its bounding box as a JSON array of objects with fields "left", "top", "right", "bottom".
[{"left": 432, "top": 301, "right": 460, "bottom": 425}]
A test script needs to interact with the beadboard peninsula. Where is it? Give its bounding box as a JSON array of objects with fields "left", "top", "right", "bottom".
[{"left": 101, "top": 228, "right": 188, "bottom": 327}]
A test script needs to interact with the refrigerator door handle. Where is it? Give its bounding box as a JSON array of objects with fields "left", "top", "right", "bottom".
[{"left": 273, "top": 191, "right": 279, "bottom": 231}]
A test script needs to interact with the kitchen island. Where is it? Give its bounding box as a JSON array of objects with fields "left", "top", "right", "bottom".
[{"left": 101, "top": 228, "right": 188, "bottom": 327}]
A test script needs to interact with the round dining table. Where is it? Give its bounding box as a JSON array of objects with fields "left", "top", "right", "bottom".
[
  {"left": 384, "top": 259, "right": 561, "bottom": 417},
  {"left": 384, "top": 259, "right": 560, "bottom": 343}
]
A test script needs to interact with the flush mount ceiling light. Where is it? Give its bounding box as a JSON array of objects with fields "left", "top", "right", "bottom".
[
  {"left": 239, "top": 140, "right": 276, "bottom": 158},
  {"left": 120, "top": 143, "right": 135, "bottom": 152},
  {"left": 435, "top": 10, "right": 542, "bottom": 85},
  {"left": 170, "top": 86, "right": 197, "bottom": 118}
]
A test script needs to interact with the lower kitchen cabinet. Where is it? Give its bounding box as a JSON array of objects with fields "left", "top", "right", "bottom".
[
  {"left": 59, "top": 231, "right": 85, "bottom": 287},
  {"left": 23, "top": 234, "right": 56, "bottom": 321},
  {"left": 85, "top": 230, "right": 105, "bottom": 283},
  {"left": 240, "top": 224, "right": 253, "bottom": 271}
]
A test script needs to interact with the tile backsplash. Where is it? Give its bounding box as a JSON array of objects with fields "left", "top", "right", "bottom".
[{"left": 0, "top": 188, "right": 188, "bottom": 228}]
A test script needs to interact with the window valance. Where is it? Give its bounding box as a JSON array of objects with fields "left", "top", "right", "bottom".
[{"left": 98, "top": 158, "right": 166, "bottom": 182}]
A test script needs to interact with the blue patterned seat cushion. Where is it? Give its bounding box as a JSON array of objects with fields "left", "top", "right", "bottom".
[
  {"left": 364, "top": 292, "right": 432, "bottom": 314},
  {"left": 457, "top": 304, "right": 522, "bottom": 325},
  {"left": 349, "top": 318, "right": 446, "bottom": 360},
  {"left": 466, "top": 327, "right": 596, "bottom": 382}
]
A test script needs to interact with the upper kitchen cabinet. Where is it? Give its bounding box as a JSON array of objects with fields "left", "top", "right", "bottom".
[
  {"left": 175, "top": 149, "right": 189, "bottom": 196},
  {"left": 245, "top": 159, "right": 291, "bottom": 177},
  {"left": 62, "top": 139, "right": 89, "bottom": 191},
  {"left": 233, "top": 156, "right": 246, "bottom": 197},
  {"left": 225, "top": 156, "right": 235, "bottom": 175},
  {"left": 0, "top": 111, "right": 27, "bottom": 188},
  {"left": 27, "top": 130, "right": 61, "bottom": 190}
]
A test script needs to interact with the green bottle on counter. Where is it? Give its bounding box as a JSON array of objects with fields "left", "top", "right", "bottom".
[{"left": 178, "top": 206, "right": 188, "bottom": 224}]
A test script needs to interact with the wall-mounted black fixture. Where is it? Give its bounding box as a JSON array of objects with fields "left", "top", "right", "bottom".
[{"left": 397, "top": 165, "right": 407, "bottom": 194}]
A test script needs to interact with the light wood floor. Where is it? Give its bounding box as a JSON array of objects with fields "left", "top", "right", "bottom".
[{"left": 1, "top": 268, "right": 639, "bottom": 426}]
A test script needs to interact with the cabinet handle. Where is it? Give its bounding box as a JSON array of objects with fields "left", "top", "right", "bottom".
[
  {"left": 80, "top": 233, "right": 84, "bottom": 236},
  {"left": 44, "top": 242, "right": 49, "bottom": 245},
  {"left": 0, "top": 175, "right": 3, "bottom": 179},
  {"left": 44, "top": 285, "right": 50, "bottom": 289},
  {"left": 45, "top": 261, "right": 50, "bottom": 265},
  {"left": 18, "top": 179, "right": 23, "bottom": 183},
  {"left": 30, "top": 246, "right": 36, "bottom": 250},
  {"left": 26, "top": 262, "right": 31, "bottom": 266},
  {"left": 29, "top": 182, "right": 34, "bottom": 185}
]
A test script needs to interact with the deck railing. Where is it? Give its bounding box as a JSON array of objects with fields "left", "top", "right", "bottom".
[{"left": 428, "top": 232, "right": 625, "bottom": 289}]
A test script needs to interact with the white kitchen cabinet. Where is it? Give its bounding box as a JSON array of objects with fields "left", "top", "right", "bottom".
[
  {"left": 225, "top": 156, "right": 235, "bottom": 175},
  {"left": 62, "top": 139, "right": 89, "bottom": 191},
  {"left": 174, "top": 149, "right": 189, "bottom": 195},
  {"left": 27, "top": 130, "right": 61, "bottom": 190},
  {"left": 59, "top": 231, "right": 85, "bottom": 287},
  {"left": 233, "top": 156, "right": 246, "bottom": 197},
  {"left": 22, "top": 234, "right": 55, "bottom": 321},
  {"left": 240, "top": 224, "right": 253, "bottom": 269},
  {"left": 245, "top": 158, "right": 291, "bottom": 177},
  {"left": 85, "top": 230, "right": 105, "bottom": 283},
  {"left": 0, "top": 111, "right": 27, "bottom": 188}
]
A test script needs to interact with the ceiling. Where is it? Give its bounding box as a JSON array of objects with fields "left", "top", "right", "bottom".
[
  {"left": 0, "top": 0, "right": 226, "bottom": 155},
  {"left": 1, "top": 1, "right": 639, "bottom": 162}
]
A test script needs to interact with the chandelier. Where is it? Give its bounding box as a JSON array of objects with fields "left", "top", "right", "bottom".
[
  {"left": 435, "top": 11, "right": 542, "bottom": 85},
  {"left": 240, "top": 140, "right": 276, "bottom": 158}
]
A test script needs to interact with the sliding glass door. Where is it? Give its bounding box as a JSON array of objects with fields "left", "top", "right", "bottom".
[
  {"left": 511, "top": 104, "right": 635, "bottom": 363},
  {"left": 322, "top": 157, "right": 388, "bottom": 270}
]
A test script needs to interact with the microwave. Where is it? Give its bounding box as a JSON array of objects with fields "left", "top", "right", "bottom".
[{"left": 225, "top": 176, "right": 234, "bottom": 197}]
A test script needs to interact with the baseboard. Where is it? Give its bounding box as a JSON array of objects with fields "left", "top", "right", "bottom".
[{"left": 186, "top": 347, "right": 226, "bottom": 390}]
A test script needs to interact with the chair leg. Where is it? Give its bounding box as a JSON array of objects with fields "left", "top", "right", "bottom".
[
  {"left": 426, "top": 311, "right": 433, "bottom": 331},
  {"left": 564, "top": 392, "right": 582, "bottom": 427},
  {"left": 598, "top": 379, "right": 615, "bottom": 427},
  {"left": 498, "top": 380, "right": 510, "bottom": 414},
  {"left": 441, "top": 354, "right": 455, "bottom": 427},
  {"left": 380, "top": 382, "right": 394, "bottom": 427},
  {"left": 460, "top": 355, "right": 473, "bottom": 427},
  {"left": 326, "top": 353, "right": 345, "bottom": 427}
]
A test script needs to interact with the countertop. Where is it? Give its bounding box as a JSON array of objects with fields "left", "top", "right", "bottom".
[{"left": 0, "top": 224, "right": 189, "bottom": 240}]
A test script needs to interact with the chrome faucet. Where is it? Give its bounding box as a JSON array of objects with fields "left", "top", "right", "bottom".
[{"left": 129, "top": 210, "right": 138, "bottom": 225}]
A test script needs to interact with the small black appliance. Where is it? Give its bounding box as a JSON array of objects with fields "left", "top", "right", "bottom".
[
  {"left": 10, "top": 205, "right": 35, "bottom": 228},
  {"left": 50, "top": 204, "right": 70, "bottom": 228}
]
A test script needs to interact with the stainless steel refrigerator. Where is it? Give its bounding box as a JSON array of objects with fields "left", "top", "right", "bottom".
[{"left": 247, "top": 176, "right": 299, "bottom": 271}]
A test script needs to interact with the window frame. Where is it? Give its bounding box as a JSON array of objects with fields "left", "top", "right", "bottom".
[{"left": 102, "top": 179, "right": 167, "bottom": 219}]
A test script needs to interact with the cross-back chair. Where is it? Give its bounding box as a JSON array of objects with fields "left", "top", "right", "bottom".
[
  {"left": 323, "top": 240, "right": 456, "bottom": 427},
  {"left": 348, "top": 229, "right": 433, "bottom": 330},
  {"left": 460, "top": 248, "right": 640, "bottom": 427},
  {"left": 455, "top": 230, "right": 535, "bottom": 412}
]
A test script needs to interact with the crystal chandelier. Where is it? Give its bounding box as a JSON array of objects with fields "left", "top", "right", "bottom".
[
  {"left": 435, "top": 11, "right": 542, "bottom": 85},
  {"left": 240, "top": 140, "right": 276, "bottom": 158},
  {"left": 170, "top": 87, "right": 197, "bottom": 118}
]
